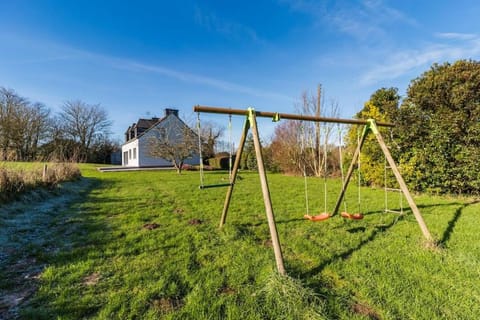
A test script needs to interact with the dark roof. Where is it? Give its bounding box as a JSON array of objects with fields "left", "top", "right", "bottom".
[
  {"left": 136, "top": 118, "right": 160, "bottom": 130},
  {"left": 124, "top": 109, "right": 183, "bottom": 144}
]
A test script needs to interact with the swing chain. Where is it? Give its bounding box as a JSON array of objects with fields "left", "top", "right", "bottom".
[
  {"left": 356, "top": 126, "right": 362, "bottom": 215},
  {"left": 228, "top": 113, "right": 233, "bottom": 182},
  {"left": 337, "top": 124, "right": 348, "bottom": 213},
  {"left": 197, "top": 112, "right": 205, "bottom": 187},
  {"left": 300, "top": 122, "right": 310, "bottom": 216}
]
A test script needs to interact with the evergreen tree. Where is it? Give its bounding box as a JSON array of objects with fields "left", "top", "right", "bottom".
[{"left": 396, "top": 60, "right": 480, "bottom": 194}]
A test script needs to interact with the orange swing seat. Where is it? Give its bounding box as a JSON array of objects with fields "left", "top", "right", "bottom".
[
  {"left": 304, "top": 213, "right": 330, "bottom": 222},
  {"left": 340, "top": 212, "right": 364, "bottom": 220}
]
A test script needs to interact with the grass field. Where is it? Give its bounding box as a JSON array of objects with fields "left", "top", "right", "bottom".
[{"left": 1, "top": 164, "right": 480, "bottom": 319}]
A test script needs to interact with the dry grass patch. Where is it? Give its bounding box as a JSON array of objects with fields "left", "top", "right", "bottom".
[
  {"left": 0, "top": 162, "right": 81, "bottom": 203},
  {"left": 83, "top": 272, "right": 101, "bottom": 286}
]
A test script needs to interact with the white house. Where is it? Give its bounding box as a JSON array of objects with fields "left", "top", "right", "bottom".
[{"left": 122, "top": 108, "right": 200, "bottom": 167}]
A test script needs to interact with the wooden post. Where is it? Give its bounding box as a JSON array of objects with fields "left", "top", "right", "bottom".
[
  {"left": 332, "top": 125, "right": 369, "bottom": 216},
  {"left": 370, "top": 121, "right": 433, "bottom": 241},
  {"left": 42, "top": 164, "right": 48, "bottom": 182},
  {"left": 219, "top": 117, "right": 250, "bottom": 227},
  {"left": 249, "top": 108, "right": 286, "bottom": 275}
]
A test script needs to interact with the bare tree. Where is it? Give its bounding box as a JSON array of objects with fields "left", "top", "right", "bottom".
[
  {"left": 270, "top": 85, "right": 340, "bottom": 176},
  {"left": 148, "top": 121, "right": 198, "bottom": 174},
  {"left": 296, "top": 85, "right": 339, "bottom": 177},
  {"left": 0, "top": 88, "right": 50, "bottom": 160},
  {"left": 18, "top": 102, "right": 50, "bottom": 160},
  {"left": 270, "top": 121, "right": 304, "bottom": 174},
  {"left": 39, "top": 116, "right": 80, "bottom": 161},
  {"left": 59, "top": 100, "right": 112, "bottom": 162},
  {"left": 198, "top": 121, "right": 224, "bottom": 159},
  {"left": 0, "top": 88, "right": 26, "bottom": 160}
]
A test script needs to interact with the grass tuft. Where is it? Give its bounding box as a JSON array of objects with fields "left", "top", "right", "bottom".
[{"left": 256, "top": 272, "right": 327, "bottom": 319}]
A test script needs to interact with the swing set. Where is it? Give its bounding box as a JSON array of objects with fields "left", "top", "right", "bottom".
[{"left": 194, "top": 105, "right": 432, "bottom": 275}]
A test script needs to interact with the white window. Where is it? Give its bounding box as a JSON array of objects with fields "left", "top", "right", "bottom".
[
  {"left": 129, "top": 149, "right": 132, "bottom": 159},
  {"left": 133, "top": 148, "right": 137, "bottom": 159}
]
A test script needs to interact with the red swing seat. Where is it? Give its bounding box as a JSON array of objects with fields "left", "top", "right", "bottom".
[
  {"left": 341, "top": 212, "right": 364, "bottom": 220},
  {"left": 304, "top": 213, "right": 330, "bottom": 222}
]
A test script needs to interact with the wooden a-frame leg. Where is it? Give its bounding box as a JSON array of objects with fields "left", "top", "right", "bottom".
[
  {"left": 249, "top": 109, "right": 286, "bottom": 275},
  {"left": 373, "top": 126, "right": 433, "bottom": 241}
]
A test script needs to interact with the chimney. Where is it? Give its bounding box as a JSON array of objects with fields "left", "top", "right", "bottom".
[{"left": 165, "top": 108, "right": 179, "bottom": 117}]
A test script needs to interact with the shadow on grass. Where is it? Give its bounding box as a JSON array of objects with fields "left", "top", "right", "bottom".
[
  {"left": 439, "top": 200, "right": 480, "bottom": 247},
  {"left": 296, "top": 217, "right": 398, "bottom": 280},
  {"left": 359, "top": 201, "right": 463, "bottom": 217},
  {"left": 272, "top": 214, "right": 401, "bottom": 319},
  {"left": 276, "top": 217, "right": 306, "bottom": 224},
  {"left": 281, "top": 200, "right": 477, "bottom": 319},
  {"left": 236, "top": 217, "right": 306, "bottom": 229},
  {"left": 416, "top": 201, "right": 463, "bottom": 211}
]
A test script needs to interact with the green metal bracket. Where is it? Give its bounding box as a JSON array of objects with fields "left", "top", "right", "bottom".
[
  {"left": 366, "top": 119, "right": 379, "bottom": 135},
  {"left": 272, "top": 112, "right": 281, "bottom": 122},
  {"left": 247, "top": 107, "right": 255, "bottom": 124}
]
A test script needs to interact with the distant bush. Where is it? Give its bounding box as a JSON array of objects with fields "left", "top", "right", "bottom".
[
  {"left": 207, "top": 155, "right": 235, "bottom": 170},
  {"left": 0, "top": 162, "right": 81, "bottom": 203},
  {"left": 207, "top": 157, "right": 221, "bottom": 169},
  {"left": 180, "top": 164, "right": 196, "bottom": 171}
]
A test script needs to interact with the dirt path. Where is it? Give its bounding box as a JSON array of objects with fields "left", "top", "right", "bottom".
[{"left": 0, "top": 178, "right": 95, "bottom": 319}]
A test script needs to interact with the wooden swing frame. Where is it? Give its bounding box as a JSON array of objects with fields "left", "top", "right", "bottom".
[{"left": 194, "top": 105, "right": 432, "bottom": 275}]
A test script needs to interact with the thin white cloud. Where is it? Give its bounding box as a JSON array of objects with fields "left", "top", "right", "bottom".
[
  {"left": 279, "top": 0, "right": 325, "bottom": 13},
  {"left": 194, "top": 6, "right": 263, "bottom": 44},
  {"left": 330, "top": 0, "right": 418, "bottom": 40},
  {"left": 360, "top": 33, "right": 480, "bottom": 85},
  {"left": 0, "top": 31, "right": 291, "bottom": 102},
  {"left": 281, "top": 0, "right": 417, "bottom": 40},
  {"left": 0, "top": 31, "right": 85, "bottom": 65},
  {"left": 115, "top": 59, "right": 293, "bottom": 101},
  {"left": 362, "top": 0, "right": 417, "bottom": 26},
  {"left": 435, "top": 32, "right": 477, "bottom": 40}
]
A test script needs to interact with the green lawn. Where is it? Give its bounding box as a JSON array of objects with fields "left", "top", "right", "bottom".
[{"left": 1, "top": 164, "right": 479, "bottom": 319}]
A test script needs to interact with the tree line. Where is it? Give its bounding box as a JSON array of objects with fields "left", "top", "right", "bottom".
[{"left": 0, "top": 87, "right": 116, "bottom": 163}]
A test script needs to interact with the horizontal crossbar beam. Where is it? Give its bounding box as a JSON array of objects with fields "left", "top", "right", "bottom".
[{"left": 194, "top": 105, "right": 395, "bottom": 127}]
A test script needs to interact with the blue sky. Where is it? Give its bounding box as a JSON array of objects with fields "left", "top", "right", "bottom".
[{"left": 1, "top": 0, "right": 480, "bottom": 142}]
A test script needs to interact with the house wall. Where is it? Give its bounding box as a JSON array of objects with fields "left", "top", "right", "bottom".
[
  {"left": 121, "top": 113, "right": 200, "bottom": 168},
  {"left": 137, "top": 135, "right": 172, "bottom": 167},
  {"left": 121, "top": 139, "right": 139, "bottom": 167}
]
